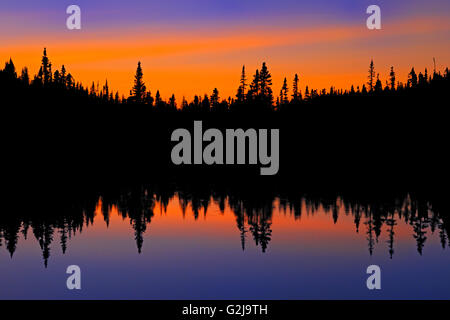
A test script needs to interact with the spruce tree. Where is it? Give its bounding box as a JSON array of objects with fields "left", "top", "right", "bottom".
[
  {"left": 42, "top": 48, "right": 51, "bottom": 86},
  {"left": 247, "top": 69, "right": 260, "bottom": 100},
  {"left": 237, "top": 65, "right": 247, "bottom": 102},
  {"left": 211, "top": 88, "right": 219, "bottom": 106},
  {"left": 292, "top": 74, "right": 300, "bottom": 101},
  {"left": 280, "top": 77, "right": 288, "bottom": 104},
  {"left": 389, "top": 66, "right": 396, "bottom": 90},
  {"left": 132, "top": 61, "right": 146, "bottom": 103},
  {"left": 4, "top": 58, "right": 17, "bottom": 78},
  {"left": 368, "top": 59, "right": 375, "bottom": 91},
  {"left": 259, "top": 62, "right": 273, "bottom": 105},
  {"left": 408, "top": 67, "right": 418, "bottom": 87}
]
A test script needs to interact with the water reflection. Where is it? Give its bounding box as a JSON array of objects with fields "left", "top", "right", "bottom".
[{"left": 1, "top": 188, "right": 449, "bottom": 267}]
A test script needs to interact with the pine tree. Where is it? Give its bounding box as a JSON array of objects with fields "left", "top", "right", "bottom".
[
  {"left": 66, "top": 73, "right": 74, "bottom": 88},
  {"left": 367, "top": 59, "right": 375, "bottom": 91},
  {"left": 259, "top": 62, "right": 273, "bottom": 105},
  {"left": 132, "top": 61, "right": 146, "bottom": 103},
  {"left": 408, "top": 67, "right": 418, "bottom": 87},
  {"left": 61, "top": 65, "right": 67, "bottom": 87},
  {"left": 4, "top": 58, "right": 17, "bottom": 78},
  {"left": 329, "top": 86, "right": 334, "bottom": 96},
  {"left": 361, "top": 84, "right": 368, "bottom": 94},
  {"left": 42, "top": 48, "right": 51, "bottom": 86},
  {"left": 103, "top": 79, "right": 109, "bottom": 99},
  {"left": 247, "top": 69, "right": 260, "bottom": 100},
  {"left": 292, "top": 74, "right": 300, "bottom": 101},
  {"left": 211, "top": 88, "right": 219, "bottom": 106},
  {"left": 280, "top": 77, "right": 288, "bottom": 104},
  {"left": 236, "top": 65, "right": 247, "bottom": 102},
  {"left": 389, "top": 66, "right": 396, "bottom": 90},
  {"left": 90, "top": 82, "right": 96, "bottom": 97},
  {"left": 169, "top": 94, "right": 176, "bottom": 109},
  {"left": 53, "top": 70, "right": 60, "bottom": 85},
  {"left": 155, "top": 90, "right": 161, "bottom": 105}
]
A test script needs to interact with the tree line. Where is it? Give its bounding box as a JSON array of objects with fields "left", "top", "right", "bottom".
[
  {"left": 1, "top": 48, "right": 448, "bottom": 110},
  {"left": 1, "top": 188, "right": 448, "bottom": 266}
]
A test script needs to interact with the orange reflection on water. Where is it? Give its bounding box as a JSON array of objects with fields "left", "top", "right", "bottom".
[{"left": 87, "top": 193, "right": 424, "bottom": 256}]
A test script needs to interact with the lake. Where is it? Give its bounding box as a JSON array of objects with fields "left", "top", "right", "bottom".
[{"left": 1, "top": 187, "right": 449, "bottom": 299}]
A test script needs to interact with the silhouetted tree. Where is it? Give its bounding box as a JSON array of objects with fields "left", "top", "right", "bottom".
[
  {"left": 368, "top": 59, "right": 375, "bottom": 91},
  {"left": 4, "top": 58, "right": 17, "bottom": 78},
  {"left": 236, "top": 65, "right": 247, "bottom": 102},
  {"left": 389, "top": 66, "right": 396, "bottom": 90},
  {"left": 41, "top": 48, "right": 51, "bottom": 86},
  {"left": 61, "top": 65, "right": 67, "bottom": 87},
  {"left": 259, "top": 62, "right": 273, "bottom": 107},
  {"left": 292, "top": 73, "right": 300, "bottom": 101},
  {"left": 304, "top": 85, "right": 310, "bottom": 100},
  {"left": 103, "top": 79, "right": 109, "bottom": 101},
  {"left": 155, "top": 90, "right": 162, "bottom": 103},
  {"left": 66, "top": 73, "right": 74, "bottom": 88},
  {"left": 211, "top": 88, "right": 219, "bottom": 107},
  {"left": 408, "top": 67, "right": 418, "bottom": 88},
  {"left": 247, "top": 69, "right": 260, "bottom": 101},
  {"left": 131, "top": 61, "right": 146, "bottom": 103},
  {"left": 280, "top": 77, "right": 288, "bottom": 105},
  {"left": 361, "top": 84, "right": 368, "bottom": 94},
  {"left": 386, "top": 215, "right": 396, "bottom": 259},
  {"left": 169, "top": 94, "right": 176, "bottom": 110}
]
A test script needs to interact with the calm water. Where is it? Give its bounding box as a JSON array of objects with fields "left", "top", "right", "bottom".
[{"left": 1, "top": 190, "right": 449, "bottom": 299}]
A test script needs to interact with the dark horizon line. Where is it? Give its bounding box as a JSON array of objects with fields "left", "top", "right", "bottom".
[{"left": 1, "top": 48, "right": 449, "bottom": 107}]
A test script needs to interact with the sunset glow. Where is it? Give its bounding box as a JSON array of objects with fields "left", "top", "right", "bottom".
[{"left": 1, "top": 1, "right": 449, "bottom": 100}]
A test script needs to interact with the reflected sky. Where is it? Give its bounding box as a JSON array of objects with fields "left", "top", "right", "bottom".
[{"left": 0, "top": 192, "right": 449, "bottom": 299}]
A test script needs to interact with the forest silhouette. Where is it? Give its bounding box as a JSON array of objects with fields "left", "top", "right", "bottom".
[
  {"left": 1, "top": 185, "right": 449, "bottom": 267},
  {"left": 1, "top": 48, "right": 449, "bottom": 110}
]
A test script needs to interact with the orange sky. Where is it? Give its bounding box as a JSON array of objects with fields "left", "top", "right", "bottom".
[{"left": 1, "top": 15, "right": 449, "bottom": 101}]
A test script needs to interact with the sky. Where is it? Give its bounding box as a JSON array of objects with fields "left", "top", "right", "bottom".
[{"left": 1, "top": 0, "right": 449, "bottom": 100}]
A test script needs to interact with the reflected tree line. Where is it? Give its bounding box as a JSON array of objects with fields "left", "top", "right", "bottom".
[
  {"left": 1, "top": 48, "right": 449, "bottom": 110},
  {"left": 1, "top": 188, "right": 449, "bottom": 266}
]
